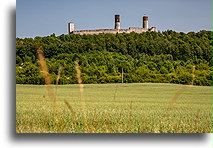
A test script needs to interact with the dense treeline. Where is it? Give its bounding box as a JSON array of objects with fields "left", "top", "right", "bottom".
[{"left": 16, "top": 30, "right": 212, "bottom": 86}]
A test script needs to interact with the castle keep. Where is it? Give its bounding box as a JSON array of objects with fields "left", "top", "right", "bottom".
[{"left": 68, "top": 15, "right": 156, "bottom": 35}]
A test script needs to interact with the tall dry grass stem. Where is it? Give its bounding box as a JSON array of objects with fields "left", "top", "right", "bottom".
[
  {"left": 191, "top": 65, "right": 196, "bottom": 86},
  {"left": 74, "top": 61, "right": 88, "bottom": 132},
  {"left": 64, "top": 99, "right": 77, "bottom": 121},
  {"left": 127, "top": 101, "right": 133, "bottom": 132},
  {"left": 56, "top": 66, "right": 62, "bottom": 86},
  {"left": 113, "top": 85, "right": 118, "bottom": 101},
  {"left": 55, "top": 66, "right": 62, "bottom": 96},
  {"left": 163, "top": 65, "right": 197, "bottom": 130},
  {"left": 194, "top": 109, "right": 200, "bottom": 130},
  {"left": 36, "top": 45, "right": 58, "bottom": 121},
  {"left": 74, "top": 61, "right": 83, "bottom": 95},
  {"left": 167, "top": 86, "right": 187, "bottom": 115},
  {"left": 166, "top": 65, "right": 196, "bottom": 115}
]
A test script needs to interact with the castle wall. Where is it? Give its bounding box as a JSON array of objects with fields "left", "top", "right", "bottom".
[
  {"left": 72, "top": 29, "right": 121, "bottom": 35},
  {"left": 148, "top": 27, "right": 156, "bottom": 32},
  {"left": 128, "top": 27, "right": 148, "bottom": 33},
  {"left": 71, "top": 27, "right": 154, "bottom": 35}
]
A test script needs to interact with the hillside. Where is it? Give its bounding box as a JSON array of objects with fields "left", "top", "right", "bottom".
[{"left": 16, "top": 30, "right": 212, "bottom": 85}]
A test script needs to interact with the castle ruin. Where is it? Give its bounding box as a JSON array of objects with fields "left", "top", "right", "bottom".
[{"left": 68, "top": 15, "right": 156, "bottom": 35}]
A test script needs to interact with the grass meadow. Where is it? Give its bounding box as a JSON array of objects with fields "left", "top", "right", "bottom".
[{"left": 16, "top": 83, "right": 212, "bottom": 133}]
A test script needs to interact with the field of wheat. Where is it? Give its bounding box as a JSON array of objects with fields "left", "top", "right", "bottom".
[{"left": 16, "top": 83, "right": 212, "bottom": 133}]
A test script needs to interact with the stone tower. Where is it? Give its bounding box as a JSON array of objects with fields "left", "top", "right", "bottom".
[
  {"left": 68, "top": 22, "right": 75, "bottom": 34},
  {"left": 114, "top": 15, "right": 120, "bottom": 29},
  {"left": 143, "top": 16, "right": 148, "bottom": 29}
]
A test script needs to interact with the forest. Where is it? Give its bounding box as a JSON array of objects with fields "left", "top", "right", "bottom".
[{"left": 16, "top": 30, "right": 212, "bottom": 86}]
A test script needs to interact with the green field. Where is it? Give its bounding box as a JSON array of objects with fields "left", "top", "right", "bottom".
[{"left": 16, "top": 83, "right": 212, "bottom": 133}]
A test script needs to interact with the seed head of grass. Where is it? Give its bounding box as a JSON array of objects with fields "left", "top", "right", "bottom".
[
  {"left": 74, "top": 61, "right": 83, "bottom": 94},
  {"left": 36, "top": 44, "right": 57, "bottom": 120}
]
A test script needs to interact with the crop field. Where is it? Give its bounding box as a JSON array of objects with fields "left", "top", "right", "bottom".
[{"left": 16, "top": 83, "right": 212, "bottom": 133}]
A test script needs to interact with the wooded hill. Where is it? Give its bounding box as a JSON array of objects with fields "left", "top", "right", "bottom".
[{"left": 16, "top": 30, "right": 212, "bottom": 86}]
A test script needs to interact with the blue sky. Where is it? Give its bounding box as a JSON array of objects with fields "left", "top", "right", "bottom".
[{"left": 16, "top": 0, "right": 212, "bottom": 38}]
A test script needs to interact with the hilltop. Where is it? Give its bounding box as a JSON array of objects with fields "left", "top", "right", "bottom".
[{"left": 16, "top": 30, "right": 212, "bottom": 85}]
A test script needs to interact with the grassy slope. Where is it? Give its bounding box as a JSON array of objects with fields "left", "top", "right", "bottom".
[{"left": 16, "top": 83, "right": 212, "bottom": 133}]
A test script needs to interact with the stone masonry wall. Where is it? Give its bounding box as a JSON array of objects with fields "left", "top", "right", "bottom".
[{"left": 71, "top": 27, "right": 156, "bottom": 35}]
